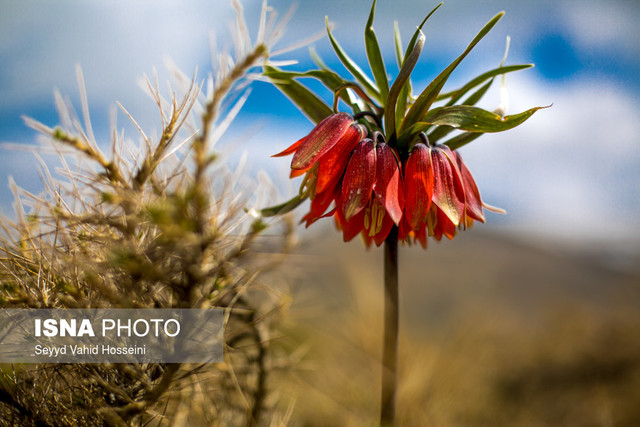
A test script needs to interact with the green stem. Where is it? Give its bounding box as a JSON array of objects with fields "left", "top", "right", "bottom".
[{"left": 381, "top": 226, "right": 399, "bottom": 426}]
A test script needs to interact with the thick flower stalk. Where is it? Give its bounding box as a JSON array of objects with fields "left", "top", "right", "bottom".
[{"left": 261, "top": 0, "right": 546, "bottom": 424}]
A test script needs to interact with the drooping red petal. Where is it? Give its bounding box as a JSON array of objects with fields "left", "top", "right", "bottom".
[
  {"left": 360, "top": 197, "right": 394, "bottom": 246},
  {"left": 289, "top": 167, "right": 309, "bottom": 178},
  {"left": 414, "top": 221, "right": 427, "bottom": 249},
  {"left": 335, "top": 197, "right": 366, "bottom": 242},
  {"left": 453, "top": 151, "right": 485, "bottom": 223},
  {"left": 398, "top": 214, "right": 427, "bottom": 248},
  {"left": 341, "top": 138, "right": 376, "bottom": 220},
  {"left": 372, "top": 211, "right": 394, "bottom": 246},
  {"left": 302, "top": 186, "right": 338, "bottom": 227},
  {"left": 403, "top": 143, "right": 434, "bottom": 229},
  {"left": 361, "top": 233, "right": 374, "bottom": 248},
  {"left": 335, "top": 194, "right": 394, "bottom": 246},
  {"left": 374, "top": 143, "right": 404, "bottom": 225},
  {"left": 291, "top": 113, "right": 356, "bottom": 170},
  {"left": 431, "top": 145, "right": 466, "bottom": 227},
  {"left": 315, "top": 124, "right": 365, "bottom": 194},
  {"left": 398, "top": 215, "right": 412, "bottom": 242},
  {"left": 272, "top": 136, "right": 306, "bottom": 158},
  {"left": 435, "top": 207, "right": 457, "bottom": 240}
]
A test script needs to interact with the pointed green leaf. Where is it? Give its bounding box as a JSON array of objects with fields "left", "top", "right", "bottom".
[
  {"left": 393, "top": 3, "right": 442, "bottom": 138},
  {"left": 428, "top": 79, "right": 493, "bottom": 143},
  {"left": 261, "top": 194, "right": 307, "bottom": 217},
  {"left": 263, "top": 68, "right": 362, "bottom": 112},
  {"left": 400, "top": 12, "right": 505, "bottom": 139},
  {"left": 264, "top": 66, "right": 332, "bottom": 124},
  {"left": 393, "top": 22, "right": 410, "bottom": 135},
  {"left": 385, "top": 32, "right": 425, "bottom": 140},
  {"left": 442, "top": 132, "right": 483, "bottom": 151},
  {"left": 395, "top": 80, "right": 411, "bottom": 135},
  {"left": 393, "top": 21, "right": 404, "bottom": 68},
  {"left": 404, "top": 3, "right": 442, "bottom": 61},
  {"left": 365, "top": 0, "right": 389, "bottom": 103},
  {"left": 410, "top": 104, "right": 548, "bottom": 135},
  {"left": 436, "top": 64, "right": 533, "bottom": 104},
  {"left": 326, "top": 17, "right": 380, "bottom": 102},
  {"left": 309, "top": 47, "right": 330, "bottom": 70}
]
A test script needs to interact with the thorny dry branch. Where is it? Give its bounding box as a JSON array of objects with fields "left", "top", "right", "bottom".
[{"left": 0, "top": 1, "right": 300, "bottom": 425}]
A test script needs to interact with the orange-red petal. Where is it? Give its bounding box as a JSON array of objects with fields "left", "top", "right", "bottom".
[
  {"left": 315, "top": 124, "right": 365, "bottom": 194},
  {"left": 431, "top": 145, "right": 465, "bottom": 226},
  {"left": 289, "top": 167, "right": 309, "bottom": 178},
  {"left": 415, "top": 221, "right": 427, "bottom": 249},
  {"left": 453, "top": 151, "right": 485, "bottom": 223},
  {"left": 341, "top": 138, "right": 376, "bottom": 220},
  {"left": 374, "top": 143, "right": 404, "bottom": 225},
  {"left": 403, "top": 143, "right": 434, "bottom": 229},
  {"left": 272, "top": 136, "right": 306, "bottom": 158},
  {"left": 302, "top": 187, "right": 338, "bottom": 227},
  {"left": 291, "top": 113, "right": 356, "bottom": 170},
  {"left": 435, "top": 207, "right": 457, "bottom": 240},
  {"left": 335, "top": 198, "right": 367, "bottom": 242}
]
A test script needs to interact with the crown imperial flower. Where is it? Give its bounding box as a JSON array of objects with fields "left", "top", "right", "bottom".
[
  {"left": 260, "top": 2, "right": 546, "bottom": 423},
  {"left": 263, "top": 1, "right": 544, "bottom": 250}
]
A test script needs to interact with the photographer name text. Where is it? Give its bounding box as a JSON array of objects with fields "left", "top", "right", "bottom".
[{"left": 33, "top": 344, "right": 147, "bottom": 358}]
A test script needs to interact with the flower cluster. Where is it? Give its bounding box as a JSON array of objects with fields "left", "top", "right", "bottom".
[
  {"left": 263, "top": 1, "right": 544, "bottom": 250},
  {"left": 274, "top": 113, "right": 501, "bottom": 248}
]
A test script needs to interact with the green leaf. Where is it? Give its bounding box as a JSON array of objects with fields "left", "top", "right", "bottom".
[
  {"left": 400, "top": 12, "right": 505, "bottom": 139},
  {"left": 264, "top": 66, "right": 333, "bottom": 124},
  {"left": 394, "top": 2, "right": 442, "bottom": 130},
  {"left": 264, "top": 69, "right": 345, "bottom": 94},
  {"left": 326, "top": 17, "right": 380, "bottom": 102},
  {"left": 309, "top": 47, "right": 330, "bottom": 70},
  {"left": 393, "top": 22, "right": 410, "bottom": 135},
  {"left": 260, "top": 194, "right": 307, "bottom": 217},
  {"left": 393, "top": 21, "right": 404, "bottom": 68},
  {"left": 462, "top": 78, "right": 494, "bottom": 106},
  {"left": 404, "top": 3, "right": 442, "bottom": 61},
  {"left": 442, "top": 132, "right": 484, "bottom": 151},
  {"left": 428, "top": 79, "right": 493, "bottom": 143},
  {"left": 409, "top": 104, "right": 548, "bottom": 135},
  {"left": 436, "top": 64, "right": 533, "bottom": 105},
  {"left": 263, "top": 68, "right": 363, "bottom": 113},
  {"left": 365, "top": 0, "right": 389, "bottom": 103},
  {"left": 385, "top": 32, "right": 425, "bottom": 139}
]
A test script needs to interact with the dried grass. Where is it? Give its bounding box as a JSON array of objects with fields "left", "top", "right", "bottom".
[{"left": 0, "top": 2, "right": 298, "bottom": 425}]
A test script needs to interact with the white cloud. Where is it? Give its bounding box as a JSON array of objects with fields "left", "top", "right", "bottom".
[
  {"left": 560, "top": 1, "right": 640, "bottom": 54},
  {"left": 0, "top": 0, "right": 233, "bottom": 111},
  {"left": 459, "top": 74, "right": 640, "bottom": 241}
]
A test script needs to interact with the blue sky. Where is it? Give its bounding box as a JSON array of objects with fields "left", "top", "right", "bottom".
[{"left": 1, "top": 0, "right": 639, "bottom": 245}]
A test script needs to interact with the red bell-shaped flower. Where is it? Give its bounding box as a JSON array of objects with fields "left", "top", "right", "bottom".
[
  {"left": 374, "top": 142, "right": 404, "bottom": 226},
  {"left": 273, "top": 112, "right": 366, "bottom": 227},
  {"left": 430, "top": 144, "right": 466, "bottom": 229},
  {"left": 341, "top": 138, "right": 377, "bottom": 220},
  {"left": 403, "top": 143, "right": 434, "bottom": 230},
  {"left": 273, "top": 113, "right": 366, "bottom": 177},
  {"left": 452, "top": 151, "right": 485, "bottom": 225},
  {"left": 335, "top": 139, "right": 404, "bottom": 246}
]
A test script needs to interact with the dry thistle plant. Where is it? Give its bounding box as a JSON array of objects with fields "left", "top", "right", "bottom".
[{"left": 0, "top": 1, "right": 300, "bottom": 425}]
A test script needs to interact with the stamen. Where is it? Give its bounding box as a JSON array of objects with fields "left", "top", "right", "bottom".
[{"left": 364, "top": 207, "right": 371, "bottom": 230}]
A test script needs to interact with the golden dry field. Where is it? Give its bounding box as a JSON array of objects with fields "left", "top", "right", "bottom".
[{"left": 276, "top": 226, "right": 640, "bottom": 426}]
